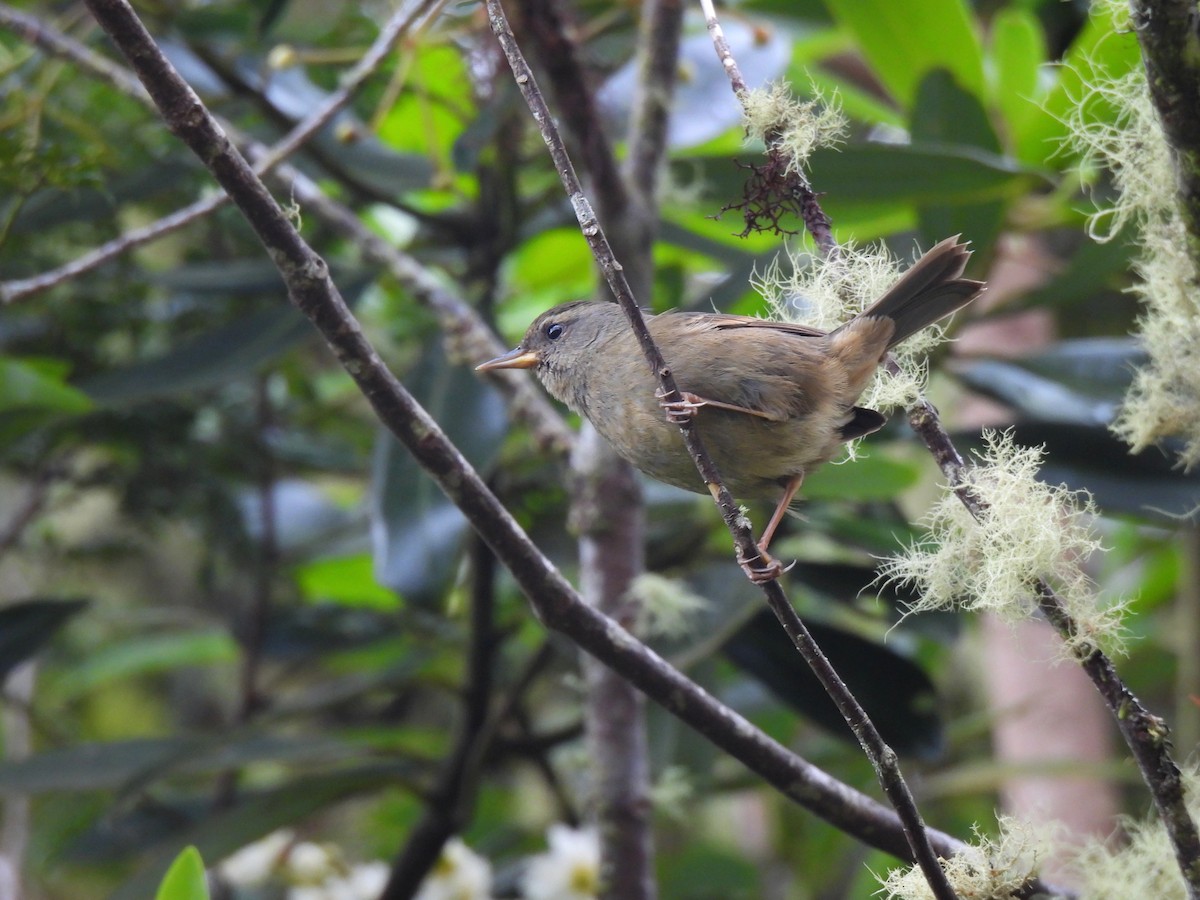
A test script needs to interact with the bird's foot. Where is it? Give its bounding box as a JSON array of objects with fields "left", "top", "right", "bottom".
[
  {"left": 655, "top": 388, "right": 706, "bottom": 425},
  {"left": 736, "top": 544, "right": 792, "bottom": 585}
]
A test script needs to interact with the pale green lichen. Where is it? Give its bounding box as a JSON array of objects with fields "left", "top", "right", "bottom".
[
  {"left": 876, "top": 816, "right": 1059, "bottom": 900},
  {"left": 866, "top": 762, "right": 1200, "bottom": 899},
  {"left": 756, "top": 241, "right": 946, "bottom": 413},
  {"left": 742, "top": 82, "right": 847, "bottom": 173},
  {"left": 1070, "top": 766, "right": 1200, "bottom": 899},
  {"left": 879, "top": 430, "right": 1126, "bottom": 655},
  {"left": 629, "top": 573, "right": 708, "bottom": 640},
  {"left": 1066, "top": 1, "right": 1200, "bottom": 470},
  {"left": 649, "top": 765, "right": 694, "bottom": 822}
]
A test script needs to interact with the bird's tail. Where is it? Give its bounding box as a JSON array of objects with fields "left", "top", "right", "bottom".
[{"left": 850, "top": 235, "right": 985, "bottom": 349}]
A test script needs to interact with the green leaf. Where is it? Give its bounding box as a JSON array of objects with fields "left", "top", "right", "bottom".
[
  {"left": 0, "top": 738, "right": 194, "bottom": 793},
  {"left": 910, "top": 70, "right": 1005, "bottom": 256},
  {"left": 954, "top": 358, "right": 1118, "bottom": 426},
  {"left": 155, "top": 846, "right": 208, "bottom": 900},
  {"left": 1015, "top": 10, "right": 1142, "bottom": 166},
  {"left": 49, "top": 630, "right": 238, "bottom": 702},
  {"left": 0, "top": 357, "right": 92, "bottom": 414},
  {"left": 811, "top": 142, "right": 1036, "bottom": 205},
  {"left": 295, "top": 553, "right": 400, "bottom": 610},
  {"left": 1014, "top": 233, "right": 1136, "bottom": 314},
  {"left": 1010, "top": 338, "right": 1143, "bottom": 401},
  {"left": 912, "top": 68, "right": 999, "bottom": 158},
  {"left": 804, "top": 69, "right": 905, "bottom": 128},
  {"left": 988, "top": 9, "right": 1048, "bottom": 153},
  {"left": 684, "top": 142, "right": 1038, "bottom": 220},
  {"left": 377, "top": 43, "right": 473, "bottom": 166},
  {"left": 953, "top": 339, "right": 1145, "bottom": 425},
  {"left": 505, "top": 228, "right": 597, "bottom": 313},
  {"left": 260, "top": 604, "right": 410, "bottom": 660},
  {"left": 0, "top": 732, "right": 361, "bottom": 793},
  {"left": 802, "top": 451, "right": 919, "bottom": 500},
  {"left": 9, "top": 160, "right": 195, "bottom": 234},
  {"left": 0, "top": 598, "right": 88, "bottom": 682},
  {"left": 147, "top": 259, "right": 292, "bottom": 293},
  {"left": 78, "top": 306, "right": 313, "bottom": 406},
  {"left": 658, "top": 842, "right": 762, "bottom": 899},
  {"left": 724, "top": 611, "right": 943, "bottom": 758},
  {"left": 823, "top": 0, "right": 984, "bottom": 108},
  {"left": 370, "top": 340, "right": 507, "bottom": 605},
  {"left": 655, "top": 219, "right": 773, "bottom": 311}
]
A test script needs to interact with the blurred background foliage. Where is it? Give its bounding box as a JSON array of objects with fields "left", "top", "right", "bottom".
[{"left": 0, "top": 0, "right": 1197, "bottom": 896}]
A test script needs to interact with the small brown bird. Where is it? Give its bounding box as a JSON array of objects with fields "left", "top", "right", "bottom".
[{"left": 479, "top": 236, "right": 984, "bottom": 580}]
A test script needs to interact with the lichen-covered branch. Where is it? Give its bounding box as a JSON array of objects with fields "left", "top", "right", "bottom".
[{"left": 1129, "top": 0, "right": 1200, "bottom": 266}]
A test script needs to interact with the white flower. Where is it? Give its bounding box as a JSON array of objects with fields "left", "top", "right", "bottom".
[
  {"left": 346, "top": 862, "right": 390, "bottom": 897},
  {"left": 219, "top": 830, "right": 294, "bottom": 886},
  {"left": 285, "top": 841, "right": 337, "bottom": 884},
  {"left": 522, "top": 825, "right": 600, "bottom": 900},
  {"left": 414, "top": 838, "right": 493, "bottom": 900},
  {"left": 285, "top": 861, "right": 392, "bottom": 900}
]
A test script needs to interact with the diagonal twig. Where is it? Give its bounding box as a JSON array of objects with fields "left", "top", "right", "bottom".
[
  {"left": 489, "top": 2, "right": 957, "bottom": 897},
  {"left": 698, "top": 0, "right": 1200, "bottom": 891},
  {"left": 513, "top": 6, "right": 683, "bottom": 895},
  {"left": 0, "top": 0, "right": 439, "bottom": 304},
  {"left": 906, "top": 398, "right": 1200, "bottom": 895}
]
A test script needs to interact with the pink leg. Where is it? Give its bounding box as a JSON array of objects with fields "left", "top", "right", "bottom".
[
  {"left": 758, "top": 473, "right": 804, "bottom": 554},
  {"left": 737, "top": 474, "right": 804, "bottom": 585}
]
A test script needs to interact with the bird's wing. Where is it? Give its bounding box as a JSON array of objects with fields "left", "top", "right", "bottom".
[
  {"left": 670, "top": 311, "right": 829, "bottom": 339},
  {"left": 651, "top": 313, "right": 833, "bottom": 423}
]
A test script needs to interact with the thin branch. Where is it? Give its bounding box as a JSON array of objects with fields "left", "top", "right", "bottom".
[
  {"left": 0, "top": 3, "right": 564, "bottom": 453},
  {"left": 624, "top": 0, "right": 684, "bottom": 198},
  {"left": 694, "top": 0, "right": 1200, "bottom": 893},
  {"left": 0, "top": 2, "right": 145, "bottom": 96},
  {"left": 515, "top": 0, "right": 628, "bottom": 216},
  {"left": 1129, "top": 0, "right": 1200, "bottom": 270},
  {"left": 514, "top": 0, "right": 657, "bottom": 300},
  {"left": 0, "top": 0, "right": 439, "bottom": 304},
  {"left": 574, "top": 430, "right": 655, "bottom": 900},
  {"left": 0, "top": 465, "right": 57, "bottom": 556},
  {"left": 222, "top": 0, "right": 445, "bottom": 182},
  {"left": 261, "top": 156, "right": 572, "bottom": 455},
  {"left": 489, "top": 3, "right": 956, "bottom": 898},
  {"left": 697, "top": 0, "right": 835, "bottom": 253},
  {"left": 381, "top": 533, "right": 497, "bottom": 898},
  {"left": 180, "top": 38, "right": 460, "bottom": 225},
  {"left": 0, "top": 4, "right": 570, "bottom": 455},
  {"left": 509, "top": 6, "right": 681, "bottom": 896},
  {"left": 77, "top": 0, "right": 980, "bottom": 872},
  {"left": 905, "top": 396, "right": 1200, "bottom": 895},
  {"left": 1, "top": 192, "right": 223, "bottom": 304}
]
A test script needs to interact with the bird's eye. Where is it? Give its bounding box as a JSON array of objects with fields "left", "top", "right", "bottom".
[{"left": 545, "top": 323, "right": 565, "bottom": 340}]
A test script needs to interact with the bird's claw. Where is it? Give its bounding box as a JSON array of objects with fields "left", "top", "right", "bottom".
[
  {"left": 656, "top": 388, "right": 705, "bottom": 426},
  {"left": 736, "top": 545, "right": 791, "bottom": 585}
]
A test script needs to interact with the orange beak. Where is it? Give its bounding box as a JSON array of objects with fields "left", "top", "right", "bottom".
[{"left": 476, "top": 348, "right": 540, "bottom": 372}]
